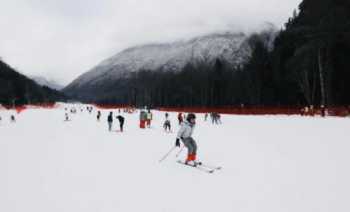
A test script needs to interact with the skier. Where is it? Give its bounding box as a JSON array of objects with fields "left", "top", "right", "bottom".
[
  {"left": 10, "top": 115, "right": 16, "bottom": 122},
  {"left": 175, "top": 113, "right": 199, "bottom": 166},
  {"left": 139, "top": 110, "right": 147, "bottom": 128},
  {"left": 163, "top": 113, "right": 171, "bottom": 132},
  {"left": 204, "top": 113, "right": 208, "bottom": 121},
  {"left": 177, "top": 112, "right": 183, "bottom": 125},
  {"left": 107, "top": 112, "right": 113, "bottom": 131},
  {"left": 213, "top": 113, "right": 221, "bottom": 124},
  {"left": 116, "top": 115, "right": 125, "bottom": 132},
  {"left": 217, "top": 113, "right": 222, "bottom": 124},
  {"left": 65, "top": 113, "right": 69, "bottom": 121},
  {"left": 320, "top": 105, "right": 326, "bottom": 117},
  {"left": 146, "top": 109, "right": 153, "bottom": 128},
  {"left": 97, "top": 111, "right": 101, "bottom": 121}
]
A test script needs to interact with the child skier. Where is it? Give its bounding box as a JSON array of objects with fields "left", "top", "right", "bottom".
[{"left": 175, "top": 113, "right": 199, "bottom": 166}]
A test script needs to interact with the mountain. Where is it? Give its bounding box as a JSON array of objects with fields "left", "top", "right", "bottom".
[
  {"left": 0, "top": 59, "right": 67, "bottom": 106},
  {"left": 63, "top": 32, "right": 252, "bottom": 98},
  {"left": 31, "top": 76, "right": 64, "bottom": 91}
]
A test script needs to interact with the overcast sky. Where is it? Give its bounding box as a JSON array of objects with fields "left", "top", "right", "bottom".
[{"left": 0, "top": 0, "right": 302, "bottom": 85}]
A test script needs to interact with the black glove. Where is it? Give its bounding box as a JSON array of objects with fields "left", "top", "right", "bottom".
[{"left": 175, "top": 138, "right": 180, "bottom": 147}]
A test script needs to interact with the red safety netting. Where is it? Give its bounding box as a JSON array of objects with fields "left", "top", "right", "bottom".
[
  {"left": 93, "top": 104, "right": 132, "bottom": 109},
  {"left": 0, "top": 103, "right": 59, "bottom": 113},
  {"left": 156, "top": 106, "right": 350, "bottom": 117}
]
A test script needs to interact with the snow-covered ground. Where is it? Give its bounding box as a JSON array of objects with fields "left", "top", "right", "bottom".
[{"left": 1, "top": 104, "right": 350, "bottom": 212}]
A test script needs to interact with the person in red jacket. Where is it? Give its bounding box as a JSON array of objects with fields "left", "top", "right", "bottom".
[{"left": 177, "top": 112, "right": 183, "bottom": 125}]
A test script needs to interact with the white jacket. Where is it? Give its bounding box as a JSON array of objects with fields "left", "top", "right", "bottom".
[{"left": 177, "top": 121, "right": 195, "bottom": 139}]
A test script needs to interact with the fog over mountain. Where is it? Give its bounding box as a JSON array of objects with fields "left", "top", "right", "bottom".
[
  {"left": 31, "top": 76, "right": 64, "bottom": 90},
  {"left": 0, "top": 0, "right": 302, "bottom": 85}
]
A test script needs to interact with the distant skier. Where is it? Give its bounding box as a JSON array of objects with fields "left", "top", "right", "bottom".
[
  {"left": 175, "top": 113, "right": 199, "bottom": 166},
  {"left": 146, "top": 109, "right": 153, "bottom": 128},
  {"left": 139, "top": 110, "right": 147, "bottom": 128},
  {"left": 65, "top": 113, "right": 69, "bottom": 121},
  {"left": 320, "top": 105, "right": 326, "bottom": 117},
  {"left": 107, "top": 112, "right": 113, "bottom": 131},
  {"left": 214, "top": 113, "right": 222, "bottom": 124},
  {"left": 177, "top": 112, "right": 183, "bottom": 125},
  {"left": 10, "top": 115, "right": 16, "bottom": 122},
  {"left": 97, "top": 111, "right": 101, "bottom": 121},
  {"left": 163, "top": 113, "right": 171, "bottom": 132},
  {"left": 116, "top": 115, "right": 125, "bottom": 132},
  {"left": 204, "top": 113, "right": 208, "bottom": 121}
]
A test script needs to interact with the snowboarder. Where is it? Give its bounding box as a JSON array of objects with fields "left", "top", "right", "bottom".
[
  {"left": 163, "top": 113, "right": 171, "bottom": 132},
  {"left": 107, "top": 112, "right": 113, "bottom": 131},
  {"left": 97, "top": 111, "right": 101, "bottom": 121},
  {"left": 116, "top": 115, "right": 125, "bottom": 132},
  {"left": 175, "top": 113, "right": 199, "bottom": 166}
]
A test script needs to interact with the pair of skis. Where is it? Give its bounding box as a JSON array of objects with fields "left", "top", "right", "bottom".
[
  {"left": 177, "top": 160, "right": 222, "bottom": 174},
  {"left": 159, "top": 146, "right": 221, "bottom": 174}
]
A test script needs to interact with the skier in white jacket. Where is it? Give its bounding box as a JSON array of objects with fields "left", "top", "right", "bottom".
[{"left": 175, "top": 113, "right": 199, "bottom": 166}]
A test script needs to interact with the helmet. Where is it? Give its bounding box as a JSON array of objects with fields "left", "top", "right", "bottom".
[{"left": 186, "top": 113, "right": 196, "bottom": 122}]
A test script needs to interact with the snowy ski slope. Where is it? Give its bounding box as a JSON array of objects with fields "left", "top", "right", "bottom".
[{"left": 1, "top": 104, "right": 349, "bottom": 212}]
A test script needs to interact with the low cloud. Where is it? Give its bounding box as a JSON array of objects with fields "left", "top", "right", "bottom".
[{"left": 0, "top": 0, "right": 302, "bottom": 85}]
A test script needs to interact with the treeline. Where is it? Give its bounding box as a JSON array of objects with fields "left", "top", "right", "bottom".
[
  {"left": 78, "top": 0, "right": 350, "bottom": 108},
  {"left": 267, "top": 0, "right": 350, "bottom": 107},
  {"left": 0, "top": 59, "right": 67, "bottom": 106}
]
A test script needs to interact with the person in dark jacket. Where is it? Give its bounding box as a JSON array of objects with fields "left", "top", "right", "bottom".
[
  {"left": 107, "top": 112, "right": 113, "bottom": 131},
  {"left": 163, "top": 113, "right": 171, "bottom": 132},
  {"left": 10, "top": 115, "right": 16, "bottom": 122},
  {"left": 97, "top": 111, "right": 101, "bottom": 121},
  {"left": 116, "top": 115, "right": 125, "bottom": 132}
]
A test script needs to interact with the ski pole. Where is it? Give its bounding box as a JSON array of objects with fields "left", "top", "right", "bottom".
[
  {"left": 175, "top": 145, "right": 185, "bottom": 158},
  {"left": 159, "top": 146, "right": 176, "bottom": 163}
]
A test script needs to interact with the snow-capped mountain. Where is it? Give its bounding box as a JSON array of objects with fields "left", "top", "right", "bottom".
[
  {"left": 31, "top": 76, "right": 64, "bottom": 91},
  {"left": 64, "top": 32, "right": 251, "bottom": 93}
]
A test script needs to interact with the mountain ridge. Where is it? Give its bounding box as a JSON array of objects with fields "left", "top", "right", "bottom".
[{"left": 64, "top": 32, "right": 252, "bottom": 93}]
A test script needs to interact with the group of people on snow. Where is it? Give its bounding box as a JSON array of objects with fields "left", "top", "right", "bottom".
[
  {"left": 0, "top": 115, "right": 16, "bottom": 123},
  {"left": 301, "top": 105, "right": 328, "bottom": 117},
  {"left": 139, "top": 109, "right": 153, "bottom": 129},
  {"left": 107, "top": 112, "right": 125, "bottom": 132},
  {"left": 59, "top": 104, "right": 212, "bottom": 166}
]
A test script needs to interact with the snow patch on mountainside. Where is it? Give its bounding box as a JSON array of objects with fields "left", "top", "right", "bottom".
[
  {"left": 31, "top": 76, "right": 64, "bottom": 90},
  {"left": 65, "top": 32, "right": 251, "bottom": 90}
]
